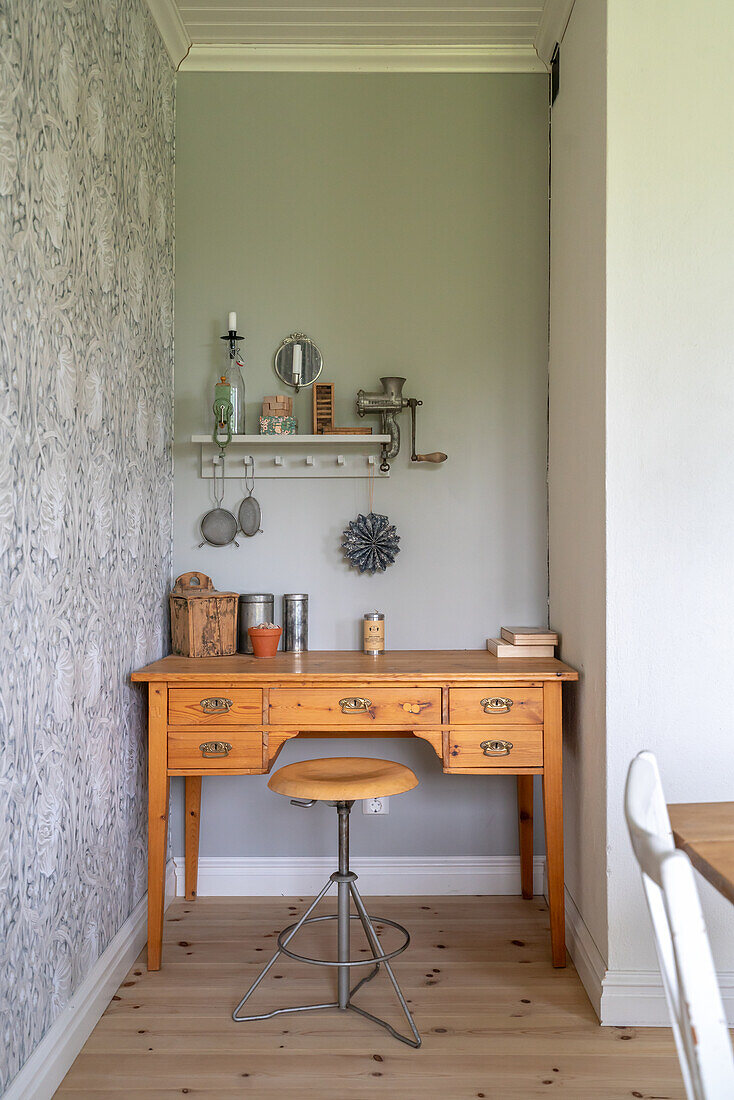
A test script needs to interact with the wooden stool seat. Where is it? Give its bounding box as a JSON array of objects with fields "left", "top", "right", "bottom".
[{"left": 268, "top": 757, "right": 418, "bottom": 802}]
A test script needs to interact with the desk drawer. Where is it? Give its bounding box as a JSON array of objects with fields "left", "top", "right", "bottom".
[
  {"left": 269, "top": 686, "right": 441, "bottom": 726},
  {"left": 168, "top": 688, "right": 262, "bottom": 727},
  {"left": 168, "top": 730, "right": 264, "bottom": 771},
  {"left": 446, "top": 728, "right": 543, "bottom": 769},
  {"left": 449, "top": 687, "right": 542, "bottom": 726}
]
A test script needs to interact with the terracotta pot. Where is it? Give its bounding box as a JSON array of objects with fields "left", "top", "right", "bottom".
[{"left": 248, "top": 626, "right": 282, "bottom": 658}]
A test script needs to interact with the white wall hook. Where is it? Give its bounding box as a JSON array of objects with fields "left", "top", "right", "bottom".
[
  {"left": 367, "top": 455, "right": 375, "bottom": 466},
  {"left": 274, "top": 455, "right": 284, "bottom": 466},
  {"left": 305, "top": 455, "right": 314, "bottom": 466},
  {"left": 336, "top": 454, "right": 345, "bottom": 466}
]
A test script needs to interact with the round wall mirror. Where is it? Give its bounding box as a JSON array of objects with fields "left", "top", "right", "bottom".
[{"left": 273, "top": 334, "right": 323, "bottom": 392}]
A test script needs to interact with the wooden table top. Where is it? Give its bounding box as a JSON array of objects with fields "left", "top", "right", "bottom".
[
  {"left": 131, "top": 649, "right": 579, "bottom": 683},
  {"left": 668, "top": 801, "right": 734, "bottom": 905}
]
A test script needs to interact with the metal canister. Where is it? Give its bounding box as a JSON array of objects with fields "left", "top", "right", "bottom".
[
  {"left": 238, "top": 593, "right": 275, "bottom": 653},
  {"left": 283, "top": 593, "right": 308, "bottom": 652},
  {"left": 363, "top": 611, "right": 385, "bottom": 654}
]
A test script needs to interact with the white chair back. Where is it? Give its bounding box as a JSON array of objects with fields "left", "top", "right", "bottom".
[{"left": 624, "top": 751, "right": 734, "bottom": 1100}]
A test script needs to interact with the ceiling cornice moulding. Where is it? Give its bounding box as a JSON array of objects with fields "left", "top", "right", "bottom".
[
  {"left": 179, "top": 44, "right": 547, "bottom": 74},
  {"left": 146, "top": 0, "right": 191, "bottom": 69},
  {"left": 534, "top": 0, "right": 576, "bottom": 65}
]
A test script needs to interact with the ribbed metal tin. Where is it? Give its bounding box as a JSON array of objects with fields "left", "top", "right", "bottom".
[
  {"left": 238, "top": 593, "right": 275, "bottom": 653},
  {"left": 283, "top": 593, "right": 308, "bottom": 652}
]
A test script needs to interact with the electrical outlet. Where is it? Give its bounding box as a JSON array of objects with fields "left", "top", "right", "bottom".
[{"left": 362, "top": 796, "right": 389, "bottom": 815}]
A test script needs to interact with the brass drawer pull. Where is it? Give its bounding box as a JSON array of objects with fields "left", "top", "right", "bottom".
[
  {"left": 480, "top": 696, "right": 514, "bottom": 714},
  {"left": 339, "top": 697, "right": 372, "bottom": 713},
  {"left": 480, "top": 739, "right": 513, "bottom": 757},
  {"left": 199, "top": 740, "right": 232, "bottom": 758},
  {"left": 200, "top": 697, "right": 233, "bottom": 714}
]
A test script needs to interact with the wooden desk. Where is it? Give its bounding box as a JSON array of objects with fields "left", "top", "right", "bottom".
[
  {"left": 668, "top": 801, "right": 734, "bottom": 905},
  {"left": 132, "top": 650, "right": 578, "bottom": 970}
]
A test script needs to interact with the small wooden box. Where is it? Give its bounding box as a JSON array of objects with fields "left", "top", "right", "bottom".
[
  {"left": 259, "top": 415, "right": 297, "bottom": 435},
  {"left": 169, "top": 572, "right": 238, "bottom": 658}
]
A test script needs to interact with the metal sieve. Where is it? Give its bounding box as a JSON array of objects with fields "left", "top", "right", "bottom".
[
  {"left": 199, "top": 456, "right": 239, "bottom": 548},
  {"left": 237, "top": 457, "right": 262, "bottom": 538}
]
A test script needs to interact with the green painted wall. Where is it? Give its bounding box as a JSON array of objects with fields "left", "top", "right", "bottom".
[{"left": 173, "top": 73, "right": 550, "bottom": 858}]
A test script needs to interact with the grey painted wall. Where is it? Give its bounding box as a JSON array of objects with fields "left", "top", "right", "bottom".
[
  {"left": 548, "top": 3, "right": 609, "bottom": 963},
  {"left": 173, "top": 73, "right": 549, "bottom": 858}
]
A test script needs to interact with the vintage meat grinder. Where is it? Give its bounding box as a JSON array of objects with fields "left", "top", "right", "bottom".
[{"left": 356, "top": 377, "right": 448, "bottom": 472}]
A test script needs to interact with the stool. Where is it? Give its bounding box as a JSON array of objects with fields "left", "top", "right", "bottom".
[{"left": 232, "top": 757, "right": 422, "bottom": 1047}]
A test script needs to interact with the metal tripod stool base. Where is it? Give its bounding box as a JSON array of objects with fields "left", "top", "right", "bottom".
[{"left": 232, "top": 801, "right": 421, "bottom": 1048}]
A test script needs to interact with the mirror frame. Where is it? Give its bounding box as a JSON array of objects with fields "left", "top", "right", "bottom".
[{"left": 273, "top": 333, "right": 323, "bottom": 391}]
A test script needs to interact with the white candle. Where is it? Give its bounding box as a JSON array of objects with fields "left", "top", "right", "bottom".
[
  {"left": 228, "top": 311, "right": 237, "bottom": 332},
  {"left": 292, "top": 342, "right": 302, "bottom": 384}
]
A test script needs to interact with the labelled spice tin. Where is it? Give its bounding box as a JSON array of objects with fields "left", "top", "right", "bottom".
[{"left": 363, "top": 612, "right": 385, "bottom": 655}]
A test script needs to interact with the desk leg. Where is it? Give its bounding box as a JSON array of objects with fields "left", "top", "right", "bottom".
[
  {"left": 543, "top": 680, "right": 566, "bottom": 967},
  {"left": 185, "top": 776, "right": 202, "bottom": 900},
  {"left": 517, "top": 776, "right": 534, "bottom": 900},
  {"left": 148, "top": 682, "right": 169, "bottom": 972}
]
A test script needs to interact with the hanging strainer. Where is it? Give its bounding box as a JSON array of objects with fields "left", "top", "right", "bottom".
[
  {"left": 238, "top": 457, "right": 263, "bottom": 537},
  {"left": 199, "top": 455, "right": 239, "bottom": 547}
]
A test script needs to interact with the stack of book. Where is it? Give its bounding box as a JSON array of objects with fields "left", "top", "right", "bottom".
[{"left": 487, "top": 627, "right": 558, "bottom": 658}]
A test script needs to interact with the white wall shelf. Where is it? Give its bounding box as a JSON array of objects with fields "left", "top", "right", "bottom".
[{"left": 191, "top": 434, "right": 391, "bottom": 479}]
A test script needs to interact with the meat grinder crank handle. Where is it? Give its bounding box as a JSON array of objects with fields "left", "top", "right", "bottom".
[{"left": 408, "top": 398, "right": 448, "bottom": 464}]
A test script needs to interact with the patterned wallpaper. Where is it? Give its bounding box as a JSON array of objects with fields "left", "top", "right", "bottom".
[{"left": 0, "top": 0, "right": 174, "bottom": 1089}]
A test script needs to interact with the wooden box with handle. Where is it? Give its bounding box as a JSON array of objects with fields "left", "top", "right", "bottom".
[{"left": 169, "top": 572, "right": 238, "bottom": 658}]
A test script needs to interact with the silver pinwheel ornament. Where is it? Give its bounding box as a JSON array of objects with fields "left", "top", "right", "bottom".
[{"left": 341, "top": 512, "right": 401, "bottom": 575}]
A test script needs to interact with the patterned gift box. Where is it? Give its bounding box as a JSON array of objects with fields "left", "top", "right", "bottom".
[{"left": 259, "top": 415, "right": 297, "bottom": 435}]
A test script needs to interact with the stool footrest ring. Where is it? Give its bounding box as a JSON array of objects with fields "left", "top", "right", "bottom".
[{"left": 276, "top": 913, "right": 410, "bottom": 967}]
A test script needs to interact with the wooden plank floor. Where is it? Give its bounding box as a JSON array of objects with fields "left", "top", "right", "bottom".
[{"left": 57, "top": 896, "right": 685, "bottom": 1099}]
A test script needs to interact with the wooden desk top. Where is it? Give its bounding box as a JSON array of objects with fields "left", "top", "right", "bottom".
[
  {"left": 131, "top": 649, "right": 579, "bottom": 684},
  {"left": 668, "top": 801, "right": 734, "bottom": 906}
]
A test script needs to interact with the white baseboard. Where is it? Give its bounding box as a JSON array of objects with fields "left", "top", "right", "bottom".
[
  {"left": 4, "top": 861, "right": 176, "bottom": 1100},
  {"left": 600, "top": 969, "right": 734, "bottom": 1028},
  {"left": 172, "top": 854, "right": 547, "bottom": 898},
  {"left": 564, "top": 885, "right": 606, "bottom": 1018},
  {"left": 564, "top": 884, "right": 734, "bottom": 1027}
]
